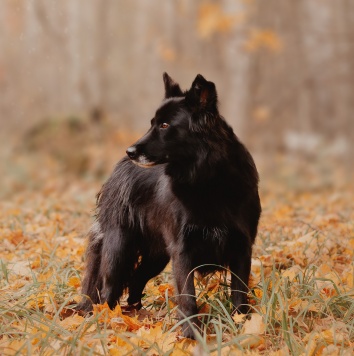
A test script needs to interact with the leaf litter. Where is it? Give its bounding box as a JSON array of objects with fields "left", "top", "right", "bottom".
[{"left": 0, "top": 131, "right": 353, "bottom": 355}]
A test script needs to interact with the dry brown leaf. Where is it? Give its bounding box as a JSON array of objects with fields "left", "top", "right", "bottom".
[
  {"left": 242, "top": 313, "right": 265, "bottom": 335},
  {"left": 240, "top": 334, "right": 264, "bottom": 349},
  {"left": 233, "top": 313, "right": 247, "bottom": 324},
  {"left": 59, "top": 314, "right": 85, "bottom": 331},
  {"left": 67, "top": 276, "right": 81, "bottom": 288}
]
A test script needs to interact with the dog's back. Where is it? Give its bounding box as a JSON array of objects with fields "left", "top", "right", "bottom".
[{"left": 79, "top": 73, "right": 261, "bottom": 339}]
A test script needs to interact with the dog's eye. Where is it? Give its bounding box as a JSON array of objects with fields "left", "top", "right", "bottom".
[{"left": 160, "top": 123, "right": 169, "bottom": 129}]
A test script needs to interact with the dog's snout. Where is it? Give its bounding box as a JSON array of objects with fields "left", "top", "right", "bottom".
[{"left": 126, "top": 146, "right": 137, "bottom": 159}]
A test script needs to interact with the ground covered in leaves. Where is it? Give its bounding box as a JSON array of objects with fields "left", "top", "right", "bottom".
[{"left": 0, "top": 122, "right": 353, "bottom": 355}]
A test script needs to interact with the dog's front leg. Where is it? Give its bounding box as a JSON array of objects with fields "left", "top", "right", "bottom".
[{"left": 172, "top": 254, "right": 199, "bottom": 339}]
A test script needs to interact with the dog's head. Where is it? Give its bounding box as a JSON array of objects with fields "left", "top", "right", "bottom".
[{"left": 126, "top": 73, "right": 219, "bottom": 167}]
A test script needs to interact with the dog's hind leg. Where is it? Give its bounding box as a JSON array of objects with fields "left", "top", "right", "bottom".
[
  {"left": 77, "top": 224, "right": 103, "bottom": 312},
  {"left": 230, "top": 234, "right": 252, "bottom": 314},
  {"left": 127, "top": 253, "right": 170, "bottom": 308},
  {"left": 99, "top": 226, "right": 137, "bottom": 310}
]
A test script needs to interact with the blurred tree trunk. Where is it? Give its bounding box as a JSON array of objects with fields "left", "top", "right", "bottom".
[{"left": 243, "top": 0, "right": 353, "bottom": 160}]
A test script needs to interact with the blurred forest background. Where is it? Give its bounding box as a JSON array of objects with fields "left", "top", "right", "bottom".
[{"left": 0, "top": 0, "right": 353, "bottom": 197}]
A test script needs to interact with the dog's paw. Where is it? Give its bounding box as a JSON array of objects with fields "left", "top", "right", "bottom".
[
  {"left": 74, "top": 299, "right": 94, "bottom": 315},
  {"left": 182, "top": 327, "right": 196, "bottom": 340}
]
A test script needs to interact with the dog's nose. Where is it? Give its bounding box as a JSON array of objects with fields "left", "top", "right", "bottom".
[{"left": 126, "top": 146, "right": 137, "bottom": 159}]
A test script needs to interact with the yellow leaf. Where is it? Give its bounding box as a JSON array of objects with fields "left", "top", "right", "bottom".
[
  {"left": 30, "top": 256, "right": 42, "bottom": 269},
  {"left": 253, "top": 287, "right": 263, "bottom": 299},
  {"left": 344, "top": 268, "right": 353, "bottom": 288},
  {"left": 349, "top": 238, "right": 354, "bottom": 249},
  {"left": 316, "top": 264, "right": 332, "bottom": 276},
  {"left": 27, "top": 292, "right": 55, "bottom": 310},
  {"left": 7, "top": 229, "right": 26, "bottom": 245},
  {"left": 296, "top": 230, "right": 316, "bottom": 244},
  {"left": 171, "top": 338, "right": 197, "bottom": 356},
  {"left": 319, "top": 329, "right": 349, "bottom": 345},
  {"left": 240, "top": 335, "right": 264, "bottom": 349},
  {"left": 282, "top": 265, "right": 302, "bottom": 281},
  {"left": 1, "top": 338, "right": 27, "bottom": 355},
  {"left": 158, "top": 283, "right": 175, "bottom": 296},
  {"left": 93, "top": 301, "right": 112, "bottom": 322},
  {"left": 121, "top": 314, "right": 141, "bottom": 331},
  {"left": 109, "top": 334, "right": 134, "bottom": 354},
  {"left": 111, "top": 317, "right": 128, "bottom": 332},
  {"left": 233, "top": 313, "right": 247, "bottom": 323},
  {"left": 92, "top": 302, "right": 141, "bottom": 331},
  {"left": 67, "top": 276, "right": 81, "bottom": 288},
  {"left": 304, "top": 328, "right": 350, "bottom": 355},
  {"left": 289, "top": 299, "right": 302, "bottom": 314},
  {"left": 242, "top": 313, "right": 265, "bottom": 335},
  {"left": 60, "top": 314, "right": 85, "bottom": 331}
]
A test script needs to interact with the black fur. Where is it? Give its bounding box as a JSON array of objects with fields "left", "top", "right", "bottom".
[{"left": 78, "top": 73, "right": 261, "bottom": 339}]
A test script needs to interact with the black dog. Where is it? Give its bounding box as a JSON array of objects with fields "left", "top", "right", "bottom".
[{"left": 78, "top": 73, "right": 261, "bottom": 338}]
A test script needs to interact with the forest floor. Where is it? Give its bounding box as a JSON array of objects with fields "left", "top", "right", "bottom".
[{"left": 0, "top": 121, "right": 353, "bottom": 355}]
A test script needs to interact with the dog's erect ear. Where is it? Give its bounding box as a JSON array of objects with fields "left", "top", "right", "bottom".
[
  {"left": 163, "top": 72, "right": 183, "bottom": 98},
  {"left": 186, "top": 74, "right": 218, "bottom": 113}
]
